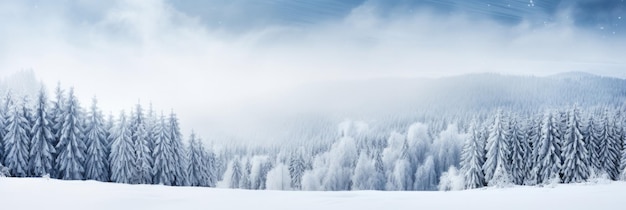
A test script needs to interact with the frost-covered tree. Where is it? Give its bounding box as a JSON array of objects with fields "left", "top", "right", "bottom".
[
  {"left": 187, "top": 132, "right": 204, "bottom": 187},
  {"left": 438, "top": 166, "right": 464, "bottom": 191},
  {"left": 597, "top": 108, "right": 621, "bottom": 180},
  {"left": 351, "top": 152, "right": 377, "bottom": 190},
  {"left": 131, "top": 104, "right": 152, "bottom": 184},
  {"left": 3, "top": 98, "right": 30, "bottom": 177},
  {"left": 508, "top": 116, "right": 529, "bottom": 185},
  {"left": 288, "top": 149, "right": 306, "bottom": 190},
  {"left": 562, "top": 106, "right": 589, "bottom": 183},
  {"left": 534, "top": 111, "right": 562, "bottom": 184},
  {"left": 0, "top": 93, "right": 9, "bottom": 164},
  {"left": 413, "top": 156, "right": 437, "bottom": 191},
  {"left": 55, "top": 88, "right": 86, "bottom": 180},
  {"left": 109, "top": 111, "right": 136, "bottom": 184},
  {"left": 525, "top": 116, "right": 540, "bottom": 186},
  {"left": 29, "top": 87, "right": 55, "bottom": 177},
  {"left": 266, "top": 162, "right": 292, "bottom": 190},
  {"left": 50, "top": 83, "right": 65, "bottom": 177},
  {"left": 229, "top": 158, "right": 243, "bottom": 188},
  {"left": 239, "top": 159, "right": 252, "bottom": 189},
  {"left": 84, "top": 98, "right": 109, "bottom": 181},
  {"left": 584, "top": 115, "right": 602, "bottom": 174},
  {"left": 483, "top": 110, "right": 512, "bottom": 187},
  {"left": 168, "top": 112, "right": 188, "bottom": 186},
  {"left": 460, "top": 122, "right": 485, "bottom": 189},
  {"left": 152, "top": 114, "right": 173, "bottom": 185}
]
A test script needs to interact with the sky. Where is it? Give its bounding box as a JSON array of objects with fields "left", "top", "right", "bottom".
[{"left": 0, "top": 0, "right": 625, "bottom": 142}]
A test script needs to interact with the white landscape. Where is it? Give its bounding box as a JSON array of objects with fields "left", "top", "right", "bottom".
[
  {"left": 1, "top": 177, "right": 623, "bottom": 210},
  {"left": 1, "top": 1, "right": 626, "bottom": 210}
]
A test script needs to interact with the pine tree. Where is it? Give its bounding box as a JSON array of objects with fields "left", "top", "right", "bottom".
[
  {"left": 352, "top": 152, "right": 376, "bottom": 190},
  {"left": 534, "top": 111, "right": 562, "bottom": 184},
  {"left": 524, "top": 116, "right": 540, "bottom": 186},
  {"left": 585, "top": 115, "right": 602, "bottom": 174},
  {"left": 110, "top": 111, "right": 136, "bottom": 184},
  {"left": 55, "top": 88, "right": 86, "bottom": 180},
  {"left": 187, "top": 131, "right": 203, "bottom": 186},
  {"left": 229, "top": 158, "right": 242, "bottom": 188},
  {"left": 483, "top": 110, "right": 512, "bottom": 186},
  {"left": 50, "top": 83, "right": 65, "bottom": 177},
  {"left": 460, "top": 122, "right": 485, "bottom": 189},
  {"left": 288, "top": 149, "right": 306, "bottom": 190},
  {"left": 29, "top": 87, "right": 55, "bottom": 177},
  {"left": 0, "top": 92, "right": 9, "bottom": 165},
  {"left": 3, "top": 98, "right": 30, "bottom": 177},
  {"left": 131, "top": 104, "right": 152, "bottom": 184},
  {"left": 508, "top": 116, "right": 528, "bottom": 185},
  {"left": 598, "top": 108, "right": 621, "bottom": 180},
  {"left": 562, "top": 105, "right": 589, "bottom": 183},
  {"left": 168, "top": 111, "right": 188, "bottom": 186},
  {"left": 152, "top": 114, "right": 174, "bottom": 185},
  {"left": 195, "top": 137, "right": 211, "bottom": 187},
  {"left": 84, "top": 98, "right": 109, "bottom": 182}
]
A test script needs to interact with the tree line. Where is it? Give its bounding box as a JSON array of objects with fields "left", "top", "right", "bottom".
[
  {"left": 2, "top": 83, "right": 626, "bottom": 191},
  {"left": 0, "top": 84, "right": 218, "bottom": 187}
]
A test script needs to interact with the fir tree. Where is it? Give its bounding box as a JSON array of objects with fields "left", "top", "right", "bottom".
[
  {"left": 50, "top": 83, "right": 65, "bottom": 177},
  {"left": 508, "top": 116, "right": 528, "bottom": 185},
  {"left": 187, "top": 131, "right": 203, "bottom": 186},
  {"left": 598, "top": 108, "right": 621, "bottom": 180},
  {"left": 131, "top": 104, "right": 152, "bottom": 184},
  {"left": 84, "top": 98, "right": 109, "bottom": 182},
  {"left": 534, "top": 111, "right": 562, "bottom": 184},
  {"left": 585, "top": 115, "right": 602, "bottom": 174},
  {"left": 3, "top": 99, "right": 30, "bottom": 177},
  {"left": 288, "top": 149, "right": 306, "bottom": 190},
  {"left": 460, "top": 122, "right": 485, "bottom": 189},
  {"left": 168, "top": 111, "right": 188, "bottom": 186},
  {"left": 483, "top": 110, "right": 512, "bottom": 186},
  {"left": 110, "top": 111, "right": 136, "bottom": 184},
  {"left": 152, "top": 114, "right": 174, "bottom": 185},
  {"left": 562, "top": 105, "right": 589, "bottom": 183},
  {"left": 55, "top": 88, "right": 86, "bottom": 180},
  {"left": 29, "top": 87, "right": 55, "bottom": 177}
]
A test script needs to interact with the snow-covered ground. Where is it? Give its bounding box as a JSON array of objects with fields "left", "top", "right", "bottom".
[{"left": 1, "top": 177, "right": 622, "bottom": 210}]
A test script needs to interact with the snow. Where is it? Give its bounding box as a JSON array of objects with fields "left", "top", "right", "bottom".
[{"left": 1, "top": 177, "right": 624, "bottom": 210}]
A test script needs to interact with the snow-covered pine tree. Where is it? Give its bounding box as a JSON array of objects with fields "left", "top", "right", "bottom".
[
  {"left": 508, "top": 115, "right": 529, "bottom": 185},
  {"left": 584, "top": 115, "right": 602, "bottom": 174},
  {"left": 186, "top": 131, "right": 203, "bottom": 186},
  {"left": 460, "top": 121, "right": 485, "bottom": 189},
  {"left": 562, "top": 105, "right": 589, "bottom": 183},
  {"left": 0, "top": 92, "right": 8, "bottom": 165},
  {"left": 372, "top": 150, "right": 386, "bottom": 190},
  {"left": 229, "top": 157, "right": 243, "bottom": 188},
  {"left": 167, "top": 111, "right": 188, "bottom": 186},
  {"left": 55, "top": 88, "right": 86, "bottom": 180},
  {"left": 29, "top": 87, "right": 55, "bottom": 177},
  {"left": 534, "top": 111, "right": 562, "bottom": 184},
  {"left": 597, "top": 108, "right": 621, "bottom": 180},
  {"left": 288, "top": 149, "right": 306, "bottom": 190},
  {"left": 524, "top": 116, "right": 540, "bottom": 186},
  {"left": 49, "top": 83, "right": 65, "bottom": 177},
  {"left": 196, "top": 137, "right": 211, "bottom": 187},
  {"left": 241, "top": 158, "right": 252, "bottom": 189},
  {"left": 203, "top": 143, "right": 218, "bottom": 187},
  {"left": 110, "top": 111, "right": 136, "bottom": 184},
  {"left": 483, "top": 110, "right": 512, "bottom": 187},
  {"left": 152, "top": 114, "right": 174, "bottom": 185},
  {"left": 84, "top": 98, "right": 109, "bottom": 182},
  {"left": 131, "top": 104, "right": 152, "bottom": 184},
  {"left": 3, "top": 98, "right": 30, "bottom": 177}
]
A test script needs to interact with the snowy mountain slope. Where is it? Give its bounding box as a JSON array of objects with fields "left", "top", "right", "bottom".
[{"left": 0, "top": 177, "right": 623, "bottom": 210}]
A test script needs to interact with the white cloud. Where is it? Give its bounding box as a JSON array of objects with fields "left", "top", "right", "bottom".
[{"left": 0, "top": 0, "right": 624, "bottom": 142}]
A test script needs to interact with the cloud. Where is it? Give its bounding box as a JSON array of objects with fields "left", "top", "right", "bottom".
[{"left": 0, "top": 0, "right": 624, "bottom": 142}]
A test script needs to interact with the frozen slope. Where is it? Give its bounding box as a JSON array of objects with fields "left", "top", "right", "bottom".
[{"left": 0, "top": 177, "right": 622, "bottom": 210}]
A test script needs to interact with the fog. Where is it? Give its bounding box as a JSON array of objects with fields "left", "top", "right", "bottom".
[{"left": 0, "top": 0, "right": 624, "bottom": 143}]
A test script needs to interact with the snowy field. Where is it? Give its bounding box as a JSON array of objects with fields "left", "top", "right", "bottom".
[{"left": 1, "top": 177, "right": 623, "bottom": 210}]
